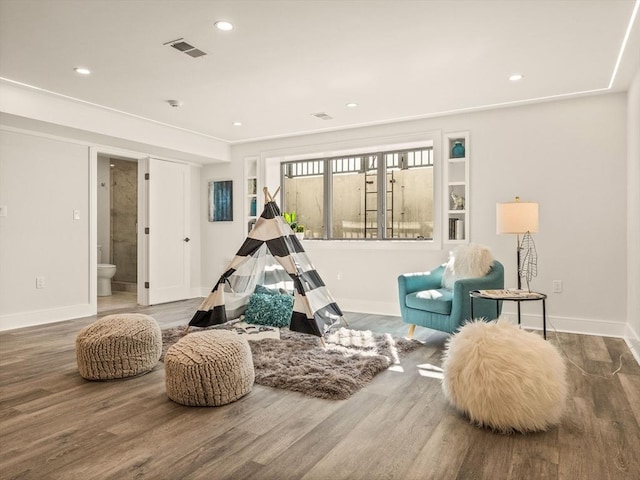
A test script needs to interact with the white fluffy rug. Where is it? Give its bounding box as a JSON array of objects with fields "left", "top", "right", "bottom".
[{"left": 441, "top": 319, "right": 567, "bottom": 433}]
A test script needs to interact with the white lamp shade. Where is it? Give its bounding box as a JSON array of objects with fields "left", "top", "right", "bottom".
[{"left": 496, "top": 202, "right": 539, "bottom": 234}]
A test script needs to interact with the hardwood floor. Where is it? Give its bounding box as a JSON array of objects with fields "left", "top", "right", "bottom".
[{"left": 1, "top": 299, "right": 639, "bottom": 480}]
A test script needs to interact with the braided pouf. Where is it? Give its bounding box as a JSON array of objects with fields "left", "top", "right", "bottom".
[
  {"left": 76, "top": 313, "right": 162, "bottom": 380},
  {"left": 165, "top": 330, "right": 254, "bottom": 407}
]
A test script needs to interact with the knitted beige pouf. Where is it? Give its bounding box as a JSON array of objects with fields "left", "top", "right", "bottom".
[
  {"left": 76, "top": 313, "right": 162, "bottom": 380},
  {"left": 165, "top": 330, "right": 254, "bottom": 406}
]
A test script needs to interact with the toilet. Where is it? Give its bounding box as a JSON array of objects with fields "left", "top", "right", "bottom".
[{"left": 97, "top": 245, "right": 117, "bottom": 297}]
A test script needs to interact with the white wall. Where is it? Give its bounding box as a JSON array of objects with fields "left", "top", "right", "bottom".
[
  {"left": 627, "top": 67, "right": 640, "bottom": 361},
  {"left": 200, "top": 159, "right": 246, "bottom": 291},
  {"left": 0, "top": 128, "right": 204, "bottom": 331},
  {"left": 207, "top": 93, "right": 628, "bottom": 337},
  {"left": 0, "top": 129, "right": 92, "bottom": 328},
  {"left": 0, "top": 88, "right": 632, "bottom": 339}
]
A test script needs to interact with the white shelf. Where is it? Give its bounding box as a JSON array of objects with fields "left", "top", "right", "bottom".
[
  {"left": 245, "top": 157, "right": 260, "bottom": 233},
  {"left": 444, "top": 131, "right": 470, "bottom": 243}
]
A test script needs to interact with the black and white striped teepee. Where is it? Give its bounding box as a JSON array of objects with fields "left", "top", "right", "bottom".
[{"left": 189, "top": 190, "right": 343, "bottom": 337}]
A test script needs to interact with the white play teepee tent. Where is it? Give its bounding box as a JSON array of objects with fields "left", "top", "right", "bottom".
[{"left": 189, "top": 188, "right": 343, "bottom": 337}]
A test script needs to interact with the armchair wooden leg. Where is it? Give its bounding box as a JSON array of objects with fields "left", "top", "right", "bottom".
[{"left": 407, "top": 324, "right": 416, "bottom": 339}]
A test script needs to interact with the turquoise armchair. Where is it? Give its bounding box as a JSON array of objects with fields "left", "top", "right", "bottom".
[{"left": 398, "top": 261, "right": 504, "bottom": 337}]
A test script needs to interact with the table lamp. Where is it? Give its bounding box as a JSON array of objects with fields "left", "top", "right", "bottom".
[{"left": 496, "top": 196, "right": 539, "bottom": 291}]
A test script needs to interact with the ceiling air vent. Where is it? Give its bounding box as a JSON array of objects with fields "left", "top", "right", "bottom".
[
  {"left": 164, "top": 38, "right": 207, "bottom": 58},
  {"left": 312, "top": 112, "right": 333, "bottom": 120}
]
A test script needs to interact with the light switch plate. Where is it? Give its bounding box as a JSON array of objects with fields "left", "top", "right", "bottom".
[{"left": 0, "top": 206, "right": 7, "bottom": 217}]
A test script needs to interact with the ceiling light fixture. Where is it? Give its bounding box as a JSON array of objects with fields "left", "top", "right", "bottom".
[
  {"left": 346, "top": 103, "right": 358, "bottom": 108},
  {"left": 215, "top": 21, "right": 234, "bottom": 31},
  {"left": 167, "top": 100, "right": 183, "bottom": 108},
  {"left": 232, "top": 121, "right": 242, "bottom": 126},
  {"left": 509, "top": 74, "right": 524, "bottom": 82},
  {"left": 74, "top": 67, "right": 91, "bottom": 75}
]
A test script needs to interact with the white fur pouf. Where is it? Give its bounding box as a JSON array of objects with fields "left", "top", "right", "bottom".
[{"left": 441, "top": 319, "right": 567, "bottom": 433}]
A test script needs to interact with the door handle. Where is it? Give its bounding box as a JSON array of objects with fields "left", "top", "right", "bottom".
[{"left": 184, "top": 237, "right": 191, "bottom": 242}]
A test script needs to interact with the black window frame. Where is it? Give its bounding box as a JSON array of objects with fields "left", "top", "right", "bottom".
[{"left": 280, "top": 146, "right": 435, "bottom": 241}]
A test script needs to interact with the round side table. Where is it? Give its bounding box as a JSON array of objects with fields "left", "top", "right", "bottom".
[{"left": 470, "top": 290, "right": 548, "bottom": 339}]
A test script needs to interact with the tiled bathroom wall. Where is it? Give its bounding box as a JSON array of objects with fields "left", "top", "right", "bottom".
[{"left": 110, "top": 158, "right": 137, "bottom": 287}]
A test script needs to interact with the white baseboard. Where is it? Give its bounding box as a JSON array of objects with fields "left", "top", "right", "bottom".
[
  {"left": 338, "top": 298, "right": 400, "bottom": 317},
  {"left": 339, "top": 300, "right": 630, "bottom": 340},
  {"left": 624, "top": 323, "right": 640, "bottom": 366},
  {"left": 503, "top": 312, "right": 629, "bottom": 338},
  {"left": 0, "top": 303, "right": 95, "bottom": 332},
  {"left": 191, "top": 287, "right": 207, "bottom": 299}
]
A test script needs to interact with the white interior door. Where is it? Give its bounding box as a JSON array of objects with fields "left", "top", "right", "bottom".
[{"left": 144, "top": 158, "right": 191, "bottom": 305}]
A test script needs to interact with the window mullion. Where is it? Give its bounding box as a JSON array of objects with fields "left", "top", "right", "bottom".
[
  {"left": 324, "top": 157, "right": 331, "bottom": 239},
  {"left": 377, "top": 152, "right": 385, "bottom": 239}
]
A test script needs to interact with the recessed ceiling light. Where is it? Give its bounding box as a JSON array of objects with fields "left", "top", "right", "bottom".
[
  {"left": 509, "top": 74, "right": 524, "bottom": 81},
  {"left": 232, "top": 121, "right": 242, "bottom": 126},
  {"left": 74, "top": 67, "right": 91, "bottom": 75},
  {"left": 346, "top": 102, "right": 358, "bottom": 108},
  {"left": 215, "top": 21, "right": 234, "bottom": 31}
]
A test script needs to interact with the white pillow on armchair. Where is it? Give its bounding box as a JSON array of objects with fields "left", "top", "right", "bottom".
[{"left": 441, "top": 244, "right": 495, "bottom": 290}]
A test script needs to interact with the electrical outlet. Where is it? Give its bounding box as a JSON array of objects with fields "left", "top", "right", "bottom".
[
  {"left": 337, "top": 272, "right": 342, "bottom": 280},
  {"left": 36, "top": 276, "right": 45, "bottom": 289},
  {"left": 552, "top": 280, "right": 562, "bottom": 293},
  {"left": 73, "top": 209, "right": 80, "bottom": 220}
]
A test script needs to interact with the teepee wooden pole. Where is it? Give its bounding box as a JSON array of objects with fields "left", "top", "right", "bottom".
[{"left": 263, "top": 187, "right": 281, "bottom": 204}]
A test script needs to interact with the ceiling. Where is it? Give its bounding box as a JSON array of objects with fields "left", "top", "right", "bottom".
[{"left": 1, "top": 0, "right": 639, "bottom": 144}]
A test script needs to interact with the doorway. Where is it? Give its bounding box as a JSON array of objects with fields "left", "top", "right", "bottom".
[
  {"left": 93, "top": 151, "right": 193, "bottom": 312},
  {"left": 97, "top": 154, "right": 139, "bottom": 312}
]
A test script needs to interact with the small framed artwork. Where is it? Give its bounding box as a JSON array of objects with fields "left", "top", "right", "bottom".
[{"left": 208, "top": 180, "right": 233, "bottom": 222}]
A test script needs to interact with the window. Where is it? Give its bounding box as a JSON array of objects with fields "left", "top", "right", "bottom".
[
  {"left": 282, "top": 160, "right": 324, "bottom": 239},
  {"left": 281, "top": 145, "right": 435, "bottom": 240}
]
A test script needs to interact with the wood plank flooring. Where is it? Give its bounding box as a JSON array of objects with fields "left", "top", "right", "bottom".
[{"left": 1, "top": 299, "right": 639, "bottom": 480}]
